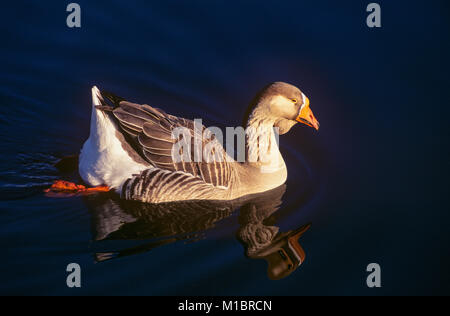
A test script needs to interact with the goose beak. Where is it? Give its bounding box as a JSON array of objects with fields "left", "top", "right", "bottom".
[{"left": 296, "top": 103, "right": 320, "bottom": 131}]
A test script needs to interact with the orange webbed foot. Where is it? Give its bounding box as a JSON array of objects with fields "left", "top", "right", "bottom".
[{"left": 44, "top": 180, "right": 110, "bottom": 197}]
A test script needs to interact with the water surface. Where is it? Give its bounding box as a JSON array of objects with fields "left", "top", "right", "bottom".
[{"left": 0, "top": 0, "right": 449, "bottom": 295}]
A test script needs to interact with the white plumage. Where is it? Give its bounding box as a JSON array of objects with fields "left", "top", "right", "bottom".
[{"left": 79, "top": 87, "right": 149, "bottom": 191}]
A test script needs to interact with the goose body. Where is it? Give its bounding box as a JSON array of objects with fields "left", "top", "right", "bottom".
[{"left": 79, "top": 83, "right": 319, "bottom": 203}]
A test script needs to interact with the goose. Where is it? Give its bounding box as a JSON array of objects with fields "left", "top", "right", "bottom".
[{"left": 77, "top": 82, "right": 319, "bottom": 203}]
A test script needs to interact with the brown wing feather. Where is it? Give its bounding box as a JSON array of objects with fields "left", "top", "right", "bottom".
[{"left": 104, "top": 91, "right": 234, "bottom": 188}]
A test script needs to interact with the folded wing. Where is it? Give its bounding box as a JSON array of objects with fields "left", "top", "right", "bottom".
[{"left": 101, "top": 91, "right": 234, "bottom": 189}]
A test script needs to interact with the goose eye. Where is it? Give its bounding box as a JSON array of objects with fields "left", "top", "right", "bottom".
[{"left": 291, "top": 99, "right": 297, "bottom": 103}]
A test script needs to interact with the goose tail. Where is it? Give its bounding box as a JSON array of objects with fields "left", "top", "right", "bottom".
[
  {"left": 92, "top": 86, "right": 125, "bottom": 111},
  {"left": 80, "top": 86, "right": 149, "bottom": 188},
  {"left": 91, "top": 86, "right": 103, "bottom": 108}
]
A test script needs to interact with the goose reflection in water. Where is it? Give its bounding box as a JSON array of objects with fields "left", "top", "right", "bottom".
[{"left": 84, "top": 184, "right": 310, "bottom": 280}]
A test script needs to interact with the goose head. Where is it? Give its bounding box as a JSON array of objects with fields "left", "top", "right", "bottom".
[{"left": 245, "top": 82, "right": 320, "bottom": 134}]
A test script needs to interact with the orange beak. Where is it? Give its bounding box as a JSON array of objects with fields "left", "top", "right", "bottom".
[{"left": 295, "top": 96, "right": 320, "bottom": 131}]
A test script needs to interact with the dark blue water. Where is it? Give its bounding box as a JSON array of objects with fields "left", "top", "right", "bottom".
[{"left": 1, "top": 0, "right": 449, "bottom": 295}]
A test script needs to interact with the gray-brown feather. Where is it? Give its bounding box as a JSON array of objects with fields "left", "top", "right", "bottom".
[
  {"left": 122, "top": 168, "right": 230, "bottom": 203},
  {"left": 106, "top": 97, "right": 235, "bottom": 201}
]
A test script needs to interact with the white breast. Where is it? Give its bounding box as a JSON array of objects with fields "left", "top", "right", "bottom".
[{"left": 79, "top": 86, "right": 149, "bottom": 191}]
